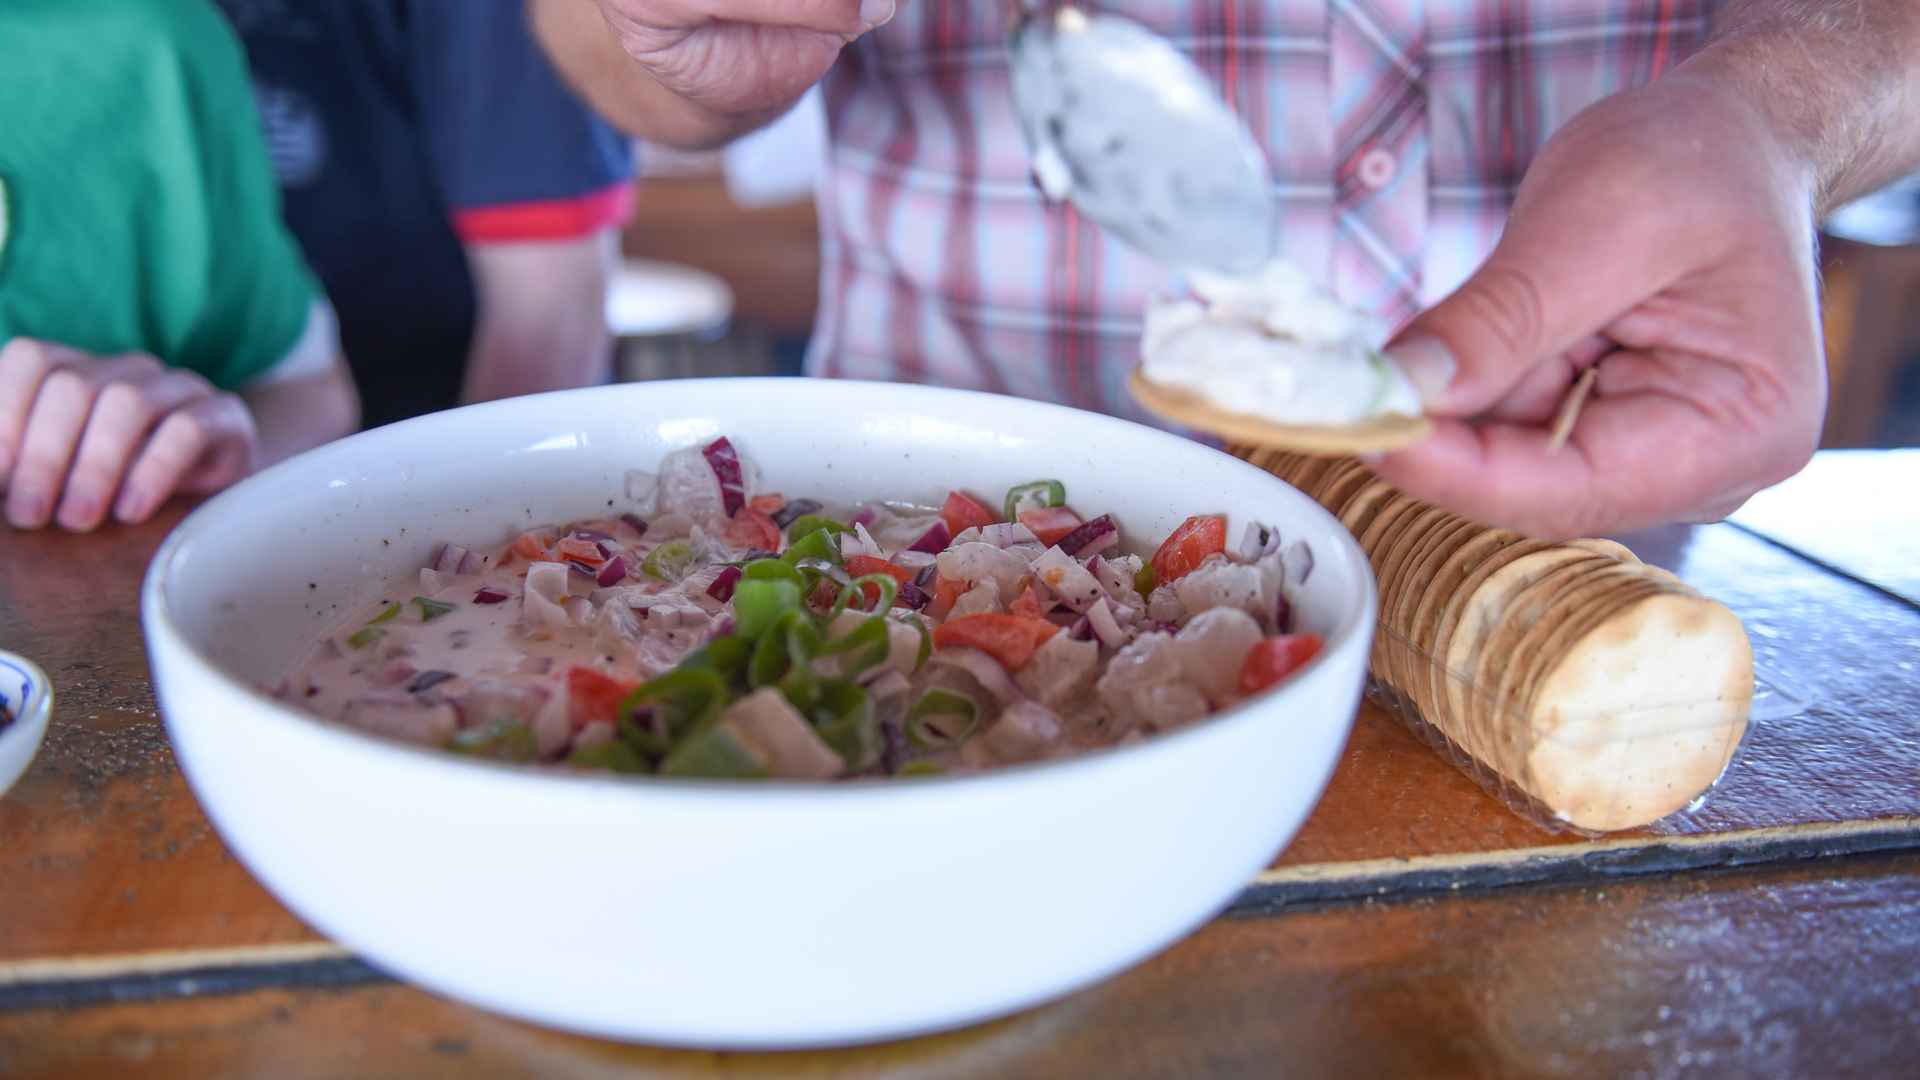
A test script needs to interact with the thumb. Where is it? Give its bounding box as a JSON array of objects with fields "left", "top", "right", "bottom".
[{"left": 1383, "top": 192, "right": 1674, "bottom": 418}]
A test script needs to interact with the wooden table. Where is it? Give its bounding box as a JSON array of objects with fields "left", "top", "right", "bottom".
[{"left": 2, "top": 452, "right": 1916, "bottom": 1077}]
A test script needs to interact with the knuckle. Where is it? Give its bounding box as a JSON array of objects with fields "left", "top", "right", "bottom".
[
  {"left": 96, "top": 382, "right": 156, "bottom": 427},
  {"left": 2, "top": 338, "right": 54, "bottom": 378},
  {"left": 1458, "top": 264, "right": 1548, "bottom": 361}
]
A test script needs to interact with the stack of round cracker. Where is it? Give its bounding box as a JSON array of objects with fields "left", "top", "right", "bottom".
[{"left": 1236, "top": 448, "right": 1756, "bottom": 833}]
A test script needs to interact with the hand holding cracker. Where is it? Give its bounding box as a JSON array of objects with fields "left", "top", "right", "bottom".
[{"left": 1368, "top": 79, "right": 1825, "bottom": 540}]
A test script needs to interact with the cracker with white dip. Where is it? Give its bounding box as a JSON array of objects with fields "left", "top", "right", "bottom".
[{"left": 1130, "top": 261, "right": 1433, "bottom": 454}]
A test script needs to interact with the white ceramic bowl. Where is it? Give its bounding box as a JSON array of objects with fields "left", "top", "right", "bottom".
[
  {"left": 141, "top": 379, "right": 1373, "bottom": 1049},
  {"left": 0, "top": 649, "right": 53, "bottom": 799}
]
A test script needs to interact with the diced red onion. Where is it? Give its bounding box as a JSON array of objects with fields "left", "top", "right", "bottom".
[
  {"left": 1067, "top": 616, "right": 1096, "bottom": 642},
  {"left": 794, "top": 558, "right": 849, "bottom": 586},
  {"left": 771, "top": 499, "right": 822, "bottom": 530},
  {"left": 908, "top": 519, "right": 953, "bottom": 554},
  {"left": 619, "top": 513, "right": 650, "bottom": 538},
  {"left": 474, "top": 588, "right": 510, "bottom": 605},
  {"left": 897, "top": 581, "right": 932, "bottom": 610},
  {"left": 1151, "top": 621, "right": 1182, "bottom": 635},
  {"left": 1273, "top": 592, "right": 1294, "bottom": 635},
  {"left": 431, "top": 543, "right": 474, "bottom": 574},
  {"left": 701, "top": 437, "right": 747, "bottom": 516},
  {"left": 596, "top": 556, "right": 629, "bottom": 588},
  {"left": 568, "top": 561, "right": 597, "bottom": 579},
  {"left": 1056, "top": 514, "right": 1119, "bottom": 558},
  {"left": 913, "top": 564, "right": 938, "bottom": 590},
  {"left": 594, "top": 541, "right": 613, "bottom": 560},
  {"left": 1086, "top": 597, "right": 1129, "bottom": 649},
  {"left": 1239, "top": 521, "right": 1282, "bottom": 560},
  {"left": 408, "top": 670, "right": 457, "bottom": 694},
  {"left": 707, "top": 616, "right": 737, "bottom": 641},
  {"left": 708, "top": 565, "right": 744, "bottom": 602},
  {"left": 1283, "top": 539, "right": 1315, "bottom": 585},
  {"left": 457, "top": 550, "right": 488, "bottom": 575},
  {"left": 851, "top": 506, "right": 877, "bottom": 529}
]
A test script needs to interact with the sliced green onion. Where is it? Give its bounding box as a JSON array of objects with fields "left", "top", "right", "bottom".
[
  {"left": 412, "top": 596, "right": 457, "bottom": 622},
  {"left": 818, "top": 615, "right": 892, "bottom": 679},
  {"left": 749, "top": 610, "right": 823, "bottom": 714},
  {"left": 618, "top": 667, "right": 729, "bottom": 747},
  {"left": 832, "top": 573, "right": 897, "bottom": 618},
  {"left": 681, "top": 636, "right": 753, "bottom": 689},
  {"left": 781, "top": 528, "right": 842, "bottom": 567},
  {"left": 743, "top": 558, "right": 804, "bottom": 586},
  {"left": 784, "top": 514, "right": 850, "bottom": 541},
  {"left": 733, "top": 579, "right": 802, "bottom": 641},
  {"left": 345, "top": 626, "right": 386, "bottom": 650},
  {"left": 1134, "top": 562, "right": 1158, "bottom": 600},
  {"left": 658, "top": 719, "right": 769, "bottom": 779},
  {"left": 566, "top": 739, "right": 651, "bottom": 774},
  {"left": 448, "top": 721, "right": 539, "bottom": 762},
  {"left": 906, "top": 690, "right": 980, "bottom": 750},
  {"left": 813, "top": 678, "right": 878, "bottom": 771},
  {"left": 899, "top": 761, "right": 946, "bottom": 778},
  {"left": 1003, "top": 479, "right": 1067, "bottom": 521},
  {"left": 641, "top": 541, "right": 696, "bottom": 582},
  {"left": 368, "top": 602, "right": 403, "bottom": 626}
]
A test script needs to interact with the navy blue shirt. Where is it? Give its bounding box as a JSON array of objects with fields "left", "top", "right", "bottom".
[{"left": 217, "top": 0, "right": 634, "bottom": 428}]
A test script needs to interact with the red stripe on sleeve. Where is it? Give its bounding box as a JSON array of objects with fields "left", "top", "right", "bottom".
[{"left": 451, "top": 182, "right": 635, "bottom": 244}]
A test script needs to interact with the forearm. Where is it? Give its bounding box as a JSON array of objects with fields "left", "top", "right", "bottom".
[
  {"left": 525, "top": 0, "right": 785, "bottom": 149},
  {"left": 243, "top": 355, "right": 360, "bottom": 467},
  {"left": 461, "top": 232, "right": 617, "bottom": 405},
  {"left": 1681, "top": 0, "right": 1920, "bottom": 213}
]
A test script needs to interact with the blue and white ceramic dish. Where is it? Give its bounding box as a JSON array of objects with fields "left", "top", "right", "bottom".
[{"left": 0, "top": 649, "right": 52, "bottom": 798}]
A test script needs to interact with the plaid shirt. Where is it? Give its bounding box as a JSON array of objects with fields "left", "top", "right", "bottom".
[{"left": 809, "top": 1, "right": 1714, "bottom": 424}]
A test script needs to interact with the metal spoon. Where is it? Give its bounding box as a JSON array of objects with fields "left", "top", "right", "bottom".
[{"left": 1007, "top": 3, "right": 1278, "bottom": 277}]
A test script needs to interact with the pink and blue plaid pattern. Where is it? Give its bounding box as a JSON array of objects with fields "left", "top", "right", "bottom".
[{"left": 809, "top": 1, "right": 1714, "bottom": 425}]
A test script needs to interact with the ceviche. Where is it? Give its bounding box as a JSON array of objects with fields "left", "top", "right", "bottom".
[{"left": 278, "top": 438, "right": 1324, "bottom": 779}]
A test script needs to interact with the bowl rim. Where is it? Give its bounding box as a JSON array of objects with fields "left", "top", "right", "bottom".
[
  {"left": 141, "top": 378, "right": 1377, "bottom": 801},
  {"left": 0, "top": 648, "right": 52, "bottom": 748}
]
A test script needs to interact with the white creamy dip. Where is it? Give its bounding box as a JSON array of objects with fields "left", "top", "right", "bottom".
[{"left": 1141, "top": 260, "right": 1423, "bottom": 425}]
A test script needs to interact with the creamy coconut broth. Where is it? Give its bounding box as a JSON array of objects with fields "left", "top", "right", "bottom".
[{"left": 278, "top": 437, "right": 1325, "bottom": 779}]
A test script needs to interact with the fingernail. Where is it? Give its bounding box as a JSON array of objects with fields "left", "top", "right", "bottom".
[
  {"left": 115, "top": 492, "right": 146, "bottom": 523},
  {"left": 1356, "top": 451, "right": 1386, "bottom": 465},
  {"left": 58, "top": 495, "right": 98, "bottom": 531},
  {"left": 859, "top": 0, "right": 896, "bottom": 31},
  {"left": 8, "top": 490, "right": 48, "bottom": 528},
  {"left": 1386, "top": 335, "right": 1458, "bottom": 407}
]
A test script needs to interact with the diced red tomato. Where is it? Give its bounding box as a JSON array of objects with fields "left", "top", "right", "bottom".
[
  {"left": 554, "top": 536, "right": 607, "bottom": 568},
  {"left": 566, "top": 666, "right": 642, "bottom": 731},
  {"left": 724, "top": 506, "right": 782, "bottom": 552},
  {"left": 1151, "top": 514, "right": 1228, "bottom": 584},
  {"left": 512, "top": 533, "right": 553, "bottom": 562},
  {"left": 1238, "top": 635, "right": 1325, "bottom": 695},
  {"left": 808, "top": 578, "right": 841, "bottom": 612},
  {"left": 1010, "top": 580, "right": 1047, "bottom": 618},
  {"left": 749, "top": 493, "right": 786, "bottom": 515},
  {"left": 933, "top": 614, "right": 1060, "bottom": 672},
  {"left": 929, "top": 574, "right": 967, "bottom": 620},
  {"left": 939, "top": 491, "right": 999, "bottom": 536},
  {"left": 1018, "top": 506, "right": 1084, "bottom": 546},
  {"left": 845, "top": 555, "right": 915, "bottom": 609}
]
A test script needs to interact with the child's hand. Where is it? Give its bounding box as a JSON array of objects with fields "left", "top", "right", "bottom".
[{"left": 0, "top": 338, "right": 259, "bottom": 531}]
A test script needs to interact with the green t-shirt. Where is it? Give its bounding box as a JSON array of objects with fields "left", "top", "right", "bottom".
[{"left": 0, "top": 0, "right": 318, "bottom": 391}]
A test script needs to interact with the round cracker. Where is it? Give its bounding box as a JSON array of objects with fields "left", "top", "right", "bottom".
[
  {"left": 1382, "top": 515, "right": 1480, "bottom": 705},
  {"left": 1440, "top": 546, "right": 1597, "bottom": 764},
  {"left": 1376, "top": 511, "right": 1469, "bottom": 690},
  {"left": 1336, "top": 481, "right": 1399, "bottom": 542},
  {"left": 1481, "top": 576, "right": 1675, "bottom": 799},
  {"left": 1569, "top": 537, "right": 1640, "bottom": 563},
  {"left": 1465, "top": 555, "right": 1616, "bottom": 775},
  {"left": 1404, "top": 528, "right": 1528, "bottom": 720},
  {"left": 1521, "top": 593, "right": 1754, "bottom": 831},
  {"left": 1313, "top": 460, "right": 1377, "bottom": 514},
  {"left": 1130, "top": 371, "right": 1433, "bottom": 456},
  {"left": 1359, "top": 500, "right": 1436, "bottom": 675}
]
